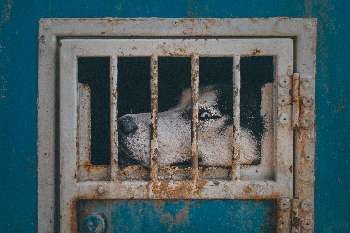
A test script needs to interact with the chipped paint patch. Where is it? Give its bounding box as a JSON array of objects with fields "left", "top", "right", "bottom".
[{"left": 0, "top": 0, "right": 12, "bottom": 29}]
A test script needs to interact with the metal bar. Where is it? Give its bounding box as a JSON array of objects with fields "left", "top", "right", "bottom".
[
  {"left": 77, "top": 180, "right": 284, "bottom": 200},
  {"left": 191, "top": 55, "right": 200, "bottom": 181},
  {"left": 110, "top": 55, "right": 118, "bottom": 181},
  {"left": 150, "top": 55, "right": 159, "bottom": 182},
  {"left": 59, "top": 42, "right": 79, "bottom": 233},
  {"left": 232, "top": 55, "right": 241, "bottom": 181},
  {"left": 78, "top": 83, "right": 91, "bottom": 177},
  {"left": 65, "top": 39, "right": 294, "bottom": 57}
]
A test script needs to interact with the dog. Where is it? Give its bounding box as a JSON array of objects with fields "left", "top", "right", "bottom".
[{"left": 118, "top": 84, "right": 261, "bottom": 168}]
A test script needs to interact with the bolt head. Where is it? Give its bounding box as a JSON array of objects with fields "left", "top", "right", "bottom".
[
  {"left": 302, "top": 96, "right": 313, "bottom": 107},
  {"left": 301, "top": 217, "right": 313, "bottom": 230},
  {"left": 280, "top": 198, "right": 291, "bottom": 210},
  {"left": 82, "top": 213, "right": 106, "bottom": 233},
  {"left": 301, "top": 199, "right": 312, "bottom": 210},
  {"left": 96, "top": 185, "right": 105, "bottom": 195},
  {"left": 300, "top": 118, "right": 313, "bottom": 129},
  {"left": 301, "top": 77, "right": 312, "bottom": 89},
  {"left": 279, "top": 113, "right": 289, "bottom": 125},
  {"left": 278, "top": 96, "right": 289, "bottom": 106},
  {"left": 279, "top": 77, "right": 289, "bottom": 88}
]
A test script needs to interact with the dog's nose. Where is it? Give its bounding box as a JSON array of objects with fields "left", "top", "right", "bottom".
[{"left": 118, "top": 115, "right": 138, "bottom": 134}]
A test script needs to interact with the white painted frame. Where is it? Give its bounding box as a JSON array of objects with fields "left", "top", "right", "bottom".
[{"left": 38, "top": 18, "right": 316, "bottom": 233}]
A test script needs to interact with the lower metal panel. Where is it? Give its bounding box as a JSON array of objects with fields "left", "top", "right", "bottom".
[{"left": 78, "top": 200, "right": 276, "bottom": 233}]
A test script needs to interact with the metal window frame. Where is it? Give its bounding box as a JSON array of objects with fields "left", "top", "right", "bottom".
[{"left": 38, "top": 18, "right": 316, "bottom": 233}]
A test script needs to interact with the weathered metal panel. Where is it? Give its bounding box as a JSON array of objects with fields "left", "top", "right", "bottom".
[
  {"left": 40, "top": 19, "right": 310, "bottom": 233},
  {"left": 77, "top": 200, "right": 277, "bottom": 233},
  {"left": 58, "top": 36, "right": 295, "bottom": 232}
]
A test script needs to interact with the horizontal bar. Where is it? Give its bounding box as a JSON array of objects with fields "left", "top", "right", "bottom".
[
  {"left": 76, "top": 180, "right": 289, "bottom": 199},
  {"left": 62, "top": 39, "right": 293, "bottom": 57}
]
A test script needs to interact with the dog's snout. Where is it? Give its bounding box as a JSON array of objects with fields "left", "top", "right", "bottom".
[{"left": 119, "top": 115, "right": 138, "bottom": 134}]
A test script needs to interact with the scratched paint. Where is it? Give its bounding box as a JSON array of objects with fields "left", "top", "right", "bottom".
[{"left": 77, "top": 200, "right": 276, "bottom": 233}]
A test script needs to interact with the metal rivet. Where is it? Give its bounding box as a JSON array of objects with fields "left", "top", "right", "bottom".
[
  {"left": 279, "top": 113, "right": 289, "bottom": 125},
  {"left": 82, "top": 213, "right": 106, "bottom": 233},
  {"left": 278, "top": 96, "right": 289, "bottom": 106},
  {"left": 301, "top": 77, "right": 312, "bottom": 89},
  {"left": 301, "top": 199, "right": 312, "bottom": 211},
  {"left": 280, "top": 198, "right": 291, "bottom": 210},
  {"left": 96, "top": 185, "right": 105, "bottom": 195},
  {"left": 301, "top": 217, "right": 313, "bottom": 230},
  {"left": 300, "top": 118, "right": 313, "bottom": 129},
  {"left": 302, "top": 96, "right": 313, "bottom": 107},
  {"left": 279, "top": 77, "right": 289, "bottom": 88}
]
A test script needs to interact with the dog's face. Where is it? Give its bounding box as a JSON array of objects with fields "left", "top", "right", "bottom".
[{"left": 118, "top": 85, "right": 258, "bottom": 167}]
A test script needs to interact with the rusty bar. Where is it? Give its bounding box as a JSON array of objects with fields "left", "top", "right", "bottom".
[
  {"left": 232, "top": 55, "right": 241, "bottom": 181},
  {"left": 292, "top": 73, "right": 300, "bottom": 129},
  {"left": 77, "top": 180, "right": 284, "bottom": 200},
  {"left": 78, "top": 83, "right": 91, "bottom": 178},
  {"left": 150, "top": 55, "right": 159, "bottom": 182},
  {"left": 110, "top": 55, "right": 118, "bottom": 181},
  {"left": 191, "top": 55, "right": 199, "bottom": 181}
]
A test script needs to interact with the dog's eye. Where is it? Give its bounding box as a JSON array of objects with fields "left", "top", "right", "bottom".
[{"left": 199, "top": 108, "right": 221, "bottom": 121}]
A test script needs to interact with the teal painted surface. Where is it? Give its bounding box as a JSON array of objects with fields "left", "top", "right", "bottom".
[
  {"left": 78, "top": 200, "right": 276, "bottom": 233},
  {"left": 0, "top": 0, "right": 349, "bottom": 232}
]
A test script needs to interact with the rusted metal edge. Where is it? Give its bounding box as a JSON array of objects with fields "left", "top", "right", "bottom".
[
  {"left": 150, "top": 55, "right": 159, "bottom": 184},
  {"left": 191, "top": 55, "right": 199, "bottom": 181},
  {"left": 76, "top": 180, "right": 288, "bottom": 200}
]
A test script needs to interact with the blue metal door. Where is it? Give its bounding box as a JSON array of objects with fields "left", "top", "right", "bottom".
[{"left": 1, "top": 1, "right": 349, "bottom": 233}]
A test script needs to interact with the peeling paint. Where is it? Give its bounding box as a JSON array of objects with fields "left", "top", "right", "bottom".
[{"left": 0, "top": 0, "right": 12, "bottom": 28}]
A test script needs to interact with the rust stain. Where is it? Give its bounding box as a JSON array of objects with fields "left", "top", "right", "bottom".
[
  {"left": 70, "top": 199, "right": 78, "bottom": 233},
  {"left": 191, "top": 55, "right": 199, "bottom": 180},
  {"left": 162, "top": 202, "right": 190, "bottom": 231},
  {"left": 150, "top": 55, "right": 159, "bottom": 182},
  {"left": 252, "top": 48, "right": 263, "bottom": 55},
  {"left": 150, "top": 180, "right": 207, "bottom": 199}
]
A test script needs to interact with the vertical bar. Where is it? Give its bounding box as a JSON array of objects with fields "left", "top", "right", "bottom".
[
  {"left": 191, "top": 55, "right": 199, "bottom": 181},
  {"left": 232, "top": 55, "right": 241, "bottom": 181},
  {"left": 110, "top": 55, "right": 118, "bottom": 181},
  {"left": 150, "top": 55, "right": 159, "bottom": 182},
  {"left": 78, "top": 83, "right": 91, "bottom": 172},
  {"left": 59, "top": 43, "right": 79, "bottom": 233}
]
